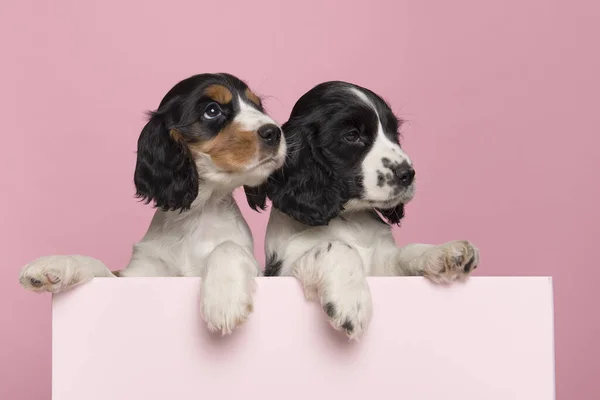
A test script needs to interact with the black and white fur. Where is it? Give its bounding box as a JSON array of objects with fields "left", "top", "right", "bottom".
[
  {"left": 19, "top": 73, "right": 286, "bottom": 335},
  {"left": 247, "top": 81, "right": 479, "bottom": 340}
]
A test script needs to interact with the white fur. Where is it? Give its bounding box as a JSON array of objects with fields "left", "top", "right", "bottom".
[
  {"left": 19, "top": 98, "right": 287, "bottom": 336},
  {"left": 196, "top": 99, "right": 287, "bottom": 188},
  {"left": 264, "top": 86, "right": 479, "bottom": 340},
  {"left": 19, "top": 188, "right": 258, "bottom": 335},
  {"left": 346, "top": 87, "right": 414, "bottom": 211},
  {"left": 265, "top": 209, "right": 479, "bottom": 340},
  {"left": 236, "top": 97, "right": 275, "bottom": 133},
  {"left": 292, "top": 239, "right": 373, "bottom": 340}
]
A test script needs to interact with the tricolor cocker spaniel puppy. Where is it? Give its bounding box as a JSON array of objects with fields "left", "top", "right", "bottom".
[
  {"left": 245, "top": 81, "right": 479, "bottom": 339},
  {"left": 20, "top": 73, "right": 286, "bottom": 335}
]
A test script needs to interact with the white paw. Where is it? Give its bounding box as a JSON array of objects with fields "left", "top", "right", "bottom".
[
  {"left": 321, "top": 281, "right": 373, "bottom": 340},
  {"left": 18, "top": 255, "right": 99, "bottom": 293},
  {"left": 200, "top": 241, "right": 258, "bottom": 336},
  {"left": 200, "top": 276, "right": 255, "bottom": 335},
  {"left": 422, "top": 240, "right": 480, "bottom": 284}
]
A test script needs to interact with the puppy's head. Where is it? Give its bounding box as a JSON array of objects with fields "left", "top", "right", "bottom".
[
  {"left": 134, "top": 73, "right": 286, "bottom": 211},
  {"left": 246, "top": 81, "right": 414, "bottom": 226}
]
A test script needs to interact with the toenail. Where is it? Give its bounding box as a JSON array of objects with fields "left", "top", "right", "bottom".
[
  {"left": 324, "top": 302, "right": 336, "bottom": 318},
  {"left": 30, "top": 278, "right": 43, "bottom": 287},
  {"left": 342, "top": 319, "right": 354, "bottom": 334},
  {"left": 464, "top": 258, "right": 474, "bottom": 272}
]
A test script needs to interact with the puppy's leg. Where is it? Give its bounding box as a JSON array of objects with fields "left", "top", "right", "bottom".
[
  {"left": 19, "top": 255, "right": 115, "bottom": 293},
  {"left": 200, "top": 241, "right": 260, "bottom": 335},
  {"left": 390, "top": 241, "right": 480, "bottom": 284},
  {"left": 293, "top": 241, "right": 372, "bottom": 340}
]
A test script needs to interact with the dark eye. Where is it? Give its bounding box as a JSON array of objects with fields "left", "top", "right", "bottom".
[
  {"left": 203, "top": 103, "right": 222, "bottom": 120},
  {"left": 343, "top": 130, "right": 360, "bottom": 143}
]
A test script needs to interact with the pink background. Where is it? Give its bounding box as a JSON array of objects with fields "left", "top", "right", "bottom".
[{"left": 0, "top": 0, "right": 598, "bottom": 398}]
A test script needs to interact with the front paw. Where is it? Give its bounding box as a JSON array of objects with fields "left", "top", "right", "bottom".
[
  {"left": 19, "top": 255, "right": 97, "bottom": 293},
  {"left": 422, "top": 240, "right": 480, "bottom": 284},
  {"left": 200, "top": 276, "right": 255, "bottom": 335},
  {"left": 321, "top": 282, "right": 373, "bottom": 340}
]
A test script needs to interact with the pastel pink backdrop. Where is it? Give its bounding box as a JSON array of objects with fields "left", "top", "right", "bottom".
[{"left": 0, "top": 0, "right": 598, "bottom": 399}]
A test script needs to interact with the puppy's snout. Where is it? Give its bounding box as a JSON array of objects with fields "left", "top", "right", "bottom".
[
  {"left": 257, "top": 124, "right": 281, "bottom": 147},
  {"left": 394, "top": 162, "right": 415, "bottom": 187}
]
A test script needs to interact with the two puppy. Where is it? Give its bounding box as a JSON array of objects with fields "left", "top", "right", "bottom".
[{"left": 19, "top": 73, "right": 479, "bottom": 339}]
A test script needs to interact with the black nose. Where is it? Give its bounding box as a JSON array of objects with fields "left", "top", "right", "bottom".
[
  {"left": 257, "top": 124, "right": 281, "bottom": 147},
  {"left": 394, "top": 162, "right": 415, "bottom": 187}
]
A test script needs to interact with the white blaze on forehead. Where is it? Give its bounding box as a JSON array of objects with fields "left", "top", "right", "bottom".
[
  {"left": 234, "top": 96, "right": 278, "bottom": 131},
  {"left": 349, "top": 87, "right": 379, "bottom": 117},
  {"left": 232, "top": 96, "right": 287, "bottom": 168},
  {"left": 347, "top": 86, "right": 413, "bottom": 204},
  {"left": 348, "top": 87, "right": 411, "bottom": 164},
  {"left": 349, "top": 87, "right": 391, "bottom": 146}
]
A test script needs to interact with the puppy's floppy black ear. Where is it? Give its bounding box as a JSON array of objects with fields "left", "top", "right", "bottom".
[
  {"left": 266, "top": 124, "right": 343, "bottom": 226},
  {"left": 134, "top": 112, "right": 199, "bottom": 211},
  {"left": 244, "top": 184, "right": 268, "bottom": 211},
  {"left": 376, "top": 204, "right": 405, "bottom": 225}
]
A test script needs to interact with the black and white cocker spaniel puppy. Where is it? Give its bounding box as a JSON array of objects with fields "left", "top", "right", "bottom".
[
  {"left": 20, "top": 73, "right": 286, "bottom": 335},
  {"left": 245, "top": 81, "right": 479, "bottom": 340}
]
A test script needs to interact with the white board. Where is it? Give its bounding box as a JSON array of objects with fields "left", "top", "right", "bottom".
[{"left": 52, "top": 277, "right": 555, "bottom": 399}]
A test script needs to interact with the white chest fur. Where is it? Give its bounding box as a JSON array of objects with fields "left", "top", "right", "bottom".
[
  {"left": 265, "top": 209, "right": 397, "bottom": 276},
  {"left": 129, "top": 194, "right": 254, "bottom": 277}
]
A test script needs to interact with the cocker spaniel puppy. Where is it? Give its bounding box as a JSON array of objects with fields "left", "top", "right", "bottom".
[
  {"left": 246, "top": 81, "right": 479, "bottom": 339},
  {"left": 20, "top": 73, "right": 286, "bottom": 335}
]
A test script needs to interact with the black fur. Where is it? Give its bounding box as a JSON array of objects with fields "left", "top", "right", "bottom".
[
  {"left": 134, "top": 73, "right": 261, "bottom": 212},
  {"left": 341, "top": 319, "right": 354, "bottom": 334},
  {"left": 376, "top": 204, "right": 405, "bottom": 225},
  {"left": 243, "top": 184, "right": 268, "bottom": 211},
  {"left": 464, "top": 256, "right": 476, "bottom": 273},
  {"left": 134, "top": 113, "right": 199, "bottom": 212},
  {"left": 324, "top": 302, "right": 336, "bottom": 318},
  {"left": 264, "top": 253, "right": 283, "bottom": 276},
  {"left": 246, "top": 81, "right": 406, "bottom": 226}
]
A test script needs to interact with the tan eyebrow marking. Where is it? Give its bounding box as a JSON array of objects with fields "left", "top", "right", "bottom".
[
  {"left": 245, "top": 88, "right": 262, "bottom": 107},
  {"left": 205, "top": 84, "right": 233, "bottom": 104}
]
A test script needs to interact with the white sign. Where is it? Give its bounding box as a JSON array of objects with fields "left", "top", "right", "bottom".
[{"left": 53, "top": 277, "right": 555, "bottom": 399}]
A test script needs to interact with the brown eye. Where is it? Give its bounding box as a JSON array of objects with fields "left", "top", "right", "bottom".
[
  {"left": 203, "top": 103, "right": 222, "bottom": 120},
  {"left": 344, "top": 130, "right": 360, "bottom": 142}
]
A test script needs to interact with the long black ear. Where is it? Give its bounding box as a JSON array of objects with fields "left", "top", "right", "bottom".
[
  {"left": 134, "top": 113, "right": 199, "bottom": 211},
  {"left": 265, "top": 124, "right": 343, "bottom": 226},
  {"left": 376, "top": 204, "right": 405, "bottom": 225}
]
